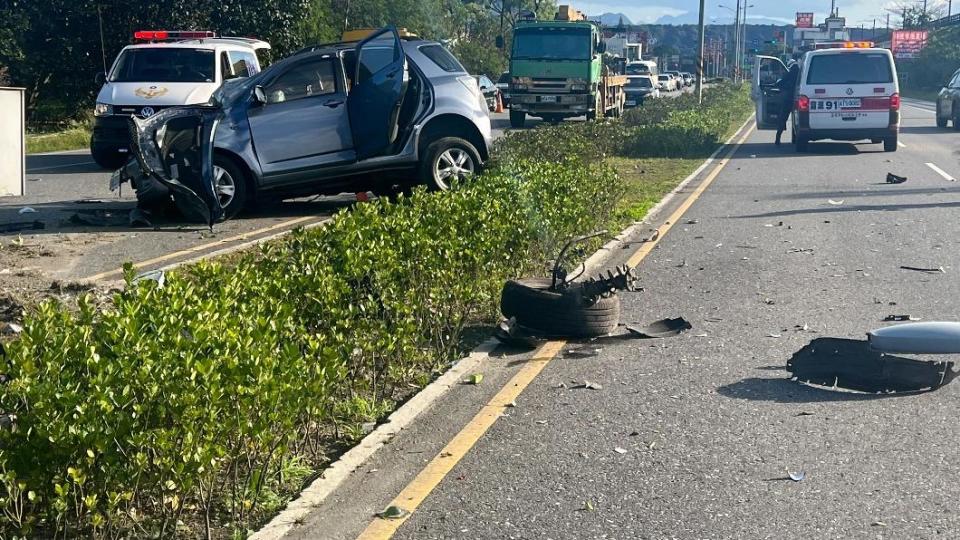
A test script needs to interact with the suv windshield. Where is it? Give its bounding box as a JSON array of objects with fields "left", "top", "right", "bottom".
[
  {"left": 512, "top": 27, "right": 591, "bottom": 60},
  {"left": 806, "top": 53, "right": 893, "bottom": 85},
  {"left": 111, "top": 48, "right": 216, "bottom": 83}
]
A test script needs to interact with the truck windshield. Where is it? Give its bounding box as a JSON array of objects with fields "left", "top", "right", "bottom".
[
  {"left": 110, "top": 48, "right": 216, "bottom": 83},
  {"left": 512, "top": 27, "right": 591, "bottom": 60},
  {"left": 806, "top": 53, "right": 893, "bottom": 84}
]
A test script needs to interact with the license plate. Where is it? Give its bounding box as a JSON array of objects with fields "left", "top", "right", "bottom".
[
  {"left": 539, "top": 95, "right": 558, "bottom": 103},
  {"left": 812, "top": 98, "right": 861, "bottom": 111}
]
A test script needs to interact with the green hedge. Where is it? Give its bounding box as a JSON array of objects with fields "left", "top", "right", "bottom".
[
  {"left": 0, "top": 82, "right": 749, "bottom": 538},
  {"left": 0, "top": 157, "right": 621, "bottom": 537}
]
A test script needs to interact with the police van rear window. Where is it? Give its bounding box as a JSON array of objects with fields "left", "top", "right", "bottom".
[
  {"left": 806, "top": 53, "right": 893, "bottom": 85},
  {"left": 419, "top": 44, "right": 465, "bottom": 73}
]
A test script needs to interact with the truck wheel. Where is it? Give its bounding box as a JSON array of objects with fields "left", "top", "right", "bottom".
[
  {"left": 90, "top": 144, "right": 130, "bottom": 170},
  {"left": 500, "top": 278, "right": 621, "bottom": 338},
  {"left": 509, "top": 110, "right": 526, "bottom": 129},
  {"left": 213, "top": 156, "right": 248, "bottom": 219},
  {"left": 419, "top": 137, "right": 481, "bottom": 191}
]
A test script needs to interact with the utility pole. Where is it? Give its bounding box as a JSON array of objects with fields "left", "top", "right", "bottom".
[
  {"left": 740, "top": 3, "right": 750, "bottom": 82},
  {"left": 733, "top": 0, "right": 741, "bottom": 82},
  {"left": 697, "top": 0, "right": 706, "bottom": 103}
]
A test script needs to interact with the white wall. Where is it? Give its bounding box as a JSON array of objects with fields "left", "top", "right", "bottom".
[{"left": 0, "top": 88, "right": 25, "bottom": 197}]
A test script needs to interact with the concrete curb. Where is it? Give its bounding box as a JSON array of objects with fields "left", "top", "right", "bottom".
[{"left": 251, "top": 113, "right": 757, "bottom": 540}]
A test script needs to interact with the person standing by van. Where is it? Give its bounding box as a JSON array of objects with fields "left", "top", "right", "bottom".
[{"left": 774, "top": 62, "right": 800, "bottom": 146}]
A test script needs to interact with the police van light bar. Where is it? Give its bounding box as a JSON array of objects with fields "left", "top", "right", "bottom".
[
  {"left": 134, "top": 30, "right": 217, "bottom": 41},
  {"left": 814, "top": 41, "right": 875, "bottom": 50}
]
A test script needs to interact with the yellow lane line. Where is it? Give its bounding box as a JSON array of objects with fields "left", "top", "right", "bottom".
[
  {"left": 627, "top": 124, "right": 755, "bottom": 268},
  {"left": 355, "top": 122, "right": 755, "bottom": 540},
  {"left": 81, "top": 215, "right": 320, "bottom": 282}
]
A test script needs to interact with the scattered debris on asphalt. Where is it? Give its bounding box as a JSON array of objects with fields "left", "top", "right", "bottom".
[
  {"left": 626, "top": 317, "right": 692, "bottom": 338},
  {"left": 376, "top": 506, "right": 410, "bottom": 519},
  {"left": 787, "top": 337, "right": 955, "bottom": 393},
  {"left": 788, "top": 470, "right": 806, "bottom": 482},
  {"left": 884, "top": 315, "right": 920, "bottom": 322},
  {"left": 827, "top": 199, "right": 844, "bottom": 205},
  {"left": 786, "top": 248, "right": 814, "bottom": 254},
  {"left": 614, "top": 446, "right": 627, "bottom": 454},
  {"left": 900, "top": 265, "right": 945, "bottom": 274},
  {"left": 886, "top": 173, "right": 907, "bottom": 184},
  {"left": 576, "top": 380, "right": 603, "bottom": 390}
]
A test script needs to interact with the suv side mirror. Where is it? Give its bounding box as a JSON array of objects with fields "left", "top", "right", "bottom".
[
  {"left": 496, "top": 35, "right": 505, "bottom": 50},
  {"left": 95, "top": 72, "right": 107, "bottom": 85},
  {"left": 252, "top": 85, "right": 267, "bottom": 105}
]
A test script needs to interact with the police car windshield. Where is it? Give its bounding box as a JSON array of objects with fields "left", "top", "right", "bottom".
[
  {"left": 111, "top": 48, "right": 216, "bottom": 83},
  {"left": 806, "top": 53, "right": 893, "bottom": 85}
]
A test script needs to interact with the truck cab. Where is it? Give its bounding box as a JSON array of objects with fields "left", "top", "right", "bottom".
[
  {"left": 507, "top": 5, "right": 624, "bottom": 127},
  {"left": 90, "top": 31, "right": 270, "bottom": 168}
]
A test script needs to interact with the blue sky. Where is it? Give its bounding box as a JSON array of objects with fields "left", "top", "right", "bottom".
[{"left": 574, "top": 0, "right": 935, "bottom": 26}]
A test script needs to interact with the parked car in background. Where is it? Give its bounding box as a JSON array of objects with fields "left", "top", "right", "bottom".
[
  {"left": 624, "top": 75, "right": 659, "bottom": 107},
  {"left": 680, "top": 72, "right": 693, "bottom": 86},
  {"left": 663, "top": 70, "right": 681, "bottom": 87},
  {"left": 496, "top": 71, "right": 511, "bottom": 106},
  {"left": 935, "top": 67, "right": 960, "bottom": 129},
  {"left": 657, "top": 74, "right": 674, "bottom": 91},
  {"left": 473, "top": 74, "right": 499, "bottom": 111},
  {"left": 113, "top": 26, "right": 492, "bottom": 222}
]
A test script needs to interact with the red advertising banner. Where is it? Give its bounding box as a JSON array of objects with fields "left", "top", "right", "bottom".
[
  {"left": 796, "top": 12, "right": 814, "bottom": 28},
  {"left": 891, "top": 30, "right": 929, "bottom": 59}
]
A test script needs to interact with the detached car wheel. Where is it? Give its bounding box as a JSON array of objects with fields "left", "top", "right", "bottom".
[
  {"left": 420, "top": 137, "right": 480, "bottom": 191},
  {"left": 213, "top": 156, "right": 248, "bottom": 219},
  {"left": 501, "top": 278, "right": 621, "bottom": 338}
]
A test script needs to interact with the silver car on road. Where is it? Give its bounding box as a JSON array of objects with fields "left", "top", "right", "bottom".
[{"left": 115, "top": 27, "right": 492, "bottom": 222}]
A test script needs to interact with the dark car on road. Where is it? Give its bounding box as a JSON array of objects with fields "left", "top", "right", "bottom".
[
  {"left": 935, "top": 67, "right": 960, "bottom": 129},
  {"left": 113, "top": 27, "right": 492, "bottom": 222},
  {"left": 474, "top": 74, "right": 499, "bottom": 111},
  {"left": 624, "top": 75, "right": 658, "bottom": 107}
]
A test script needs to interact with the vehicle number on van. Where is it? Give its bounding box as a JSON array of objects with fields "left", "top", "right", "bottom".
[{"left": 811, "top": 98, "right": 861, "bottom": 111}]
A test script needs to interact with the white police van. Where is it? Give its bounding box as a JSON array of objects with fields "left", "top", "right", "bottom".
[
  {"left": 91, "top": 30, "right": 270, "bottom": 168},
  {"left": 754, "top": 42, "right": 900, "bottom": 153}
]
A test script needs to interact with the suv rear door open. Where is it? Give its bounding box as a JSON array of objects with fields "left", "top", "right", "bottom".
[
  {"left": 348, "top": 27, "right": 409, "bottom": 159},
  {"left": 753, "top": 55, "right": 787, "bottom": 130}
]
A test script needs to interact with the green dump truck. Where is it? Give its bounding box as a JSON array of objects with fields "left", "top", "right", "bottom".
[{"left": 507, "top": 5, "right": 626, "bottom": 128}]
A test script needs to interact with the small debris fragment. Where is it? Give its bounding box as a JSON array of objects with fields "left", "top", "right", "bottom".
[
  {"left": 685, "top": 219, "right": 699, "bottom": 224},
  {"left": 629, "top": 431, "right": 640, "bottom": 436},
  {"left": 505, "top": 400, "right": 517, "bottom": 408},
  {"left": 132, "top": 269, "right": 165, "bottom": 289},
  {"left": 582, "top": 500, "right": 595, "bottom": 512},
  {"left": 536, "top": 420, "right": 548, "bottom": 425},
  {"left": 464, "top": 373, "right": 483, "bottom": 385},
  {"left": 614, "top": 447, "right": 628, "bottom": 454},
  {"left": 767, "top": 333, "right": 782, "bottom": 338},
  {"left": 900, "top": 265, "right": 945, "bottom": 274},
  {"left": 1, "top": 323, "right": 23, "bottom": 336},
  {"left": 872, "top": 521, "right": 888, "bottom": 527},
  {"left": 17, "top": 207, "right": 37, "bottom": 214},
  {"left": 376, "top": 506, "right": 409, "bottom": 519},
  {"left": 788, "top": 470, "right": 806, "bottom": 482},
  {"left": 564, "top": 347, "right": 603, "bottom": 359},
  {"left": 626, "top": 317, "right": 692, "bottom": 338},
  {"left": 786, "top": 248, "right": 814, "bottom": 254},
  {"left": 827, "top": 199, "right": 844, "bottom": 205},
  {"left": 795, "top": 411, "right": 815, "bottom": 417},
  {"left": 886, "top": 173, "right": 907, "bottom": 184},
  {"left": 577, "top": 380, "right": 603, "bottom": 390},
  {"left": 883, "top": 315, "right": 920, "bottom": 322}
]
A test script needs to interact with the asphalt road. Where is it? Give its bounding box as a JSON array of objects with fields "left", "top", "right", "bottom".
[{"left": 284, "top": 98, "right": 960, "bottom": 539}]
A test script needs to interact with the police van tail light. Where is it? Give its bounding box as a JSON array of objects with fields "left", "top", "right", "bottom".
[
  {"left": 890, "top": 93, "right": 901, "bottom": 111},
  {"left": 797, "top": 95, "right": 810, "bottom": 112}
]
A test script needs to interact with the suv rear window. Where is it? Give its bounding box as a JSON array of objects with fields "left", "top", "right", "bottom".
[
  {"left": 806, "top": 53, "right": 893, "bottom": 85},
  {"left": 419, "top": 44, "right": 465, "bottom": 73}
]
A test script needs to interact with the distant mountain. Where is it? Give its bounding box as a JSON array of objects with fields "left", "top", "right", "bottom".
[
  {"left": 656, "top": 13, "right": 791, "bottom": 26},
  {"left": 589, "top": 13, "right": 633, "bottom": 26}
]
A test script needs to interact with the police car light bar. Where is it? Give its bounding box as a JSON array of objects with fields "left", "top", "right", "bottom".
[{"left": 134, "top": 30, "right": 217, "bottom": 41}]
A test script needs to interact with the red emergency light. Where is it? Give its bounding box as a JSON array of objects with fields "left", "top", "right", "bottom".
[{"left": 134, "top": 30, "right": 216, "bottom": 41}]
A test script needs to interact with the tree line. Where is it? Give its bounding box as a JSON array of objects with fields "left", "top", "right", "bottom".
[{"left": 0, "top": 0, "right": 554, "bottom": 127}]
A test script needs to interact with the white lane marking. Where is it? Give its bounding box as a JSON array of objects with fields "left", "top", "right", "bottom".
[
  {"left": 26, "top": 160, "right": 97, "bottom": 173},
  {"left": 926, "top": 162, "right": 956, "bottom": 181},
  {"left": 898, "top": 141, "right": 907, "bottom": 148}
]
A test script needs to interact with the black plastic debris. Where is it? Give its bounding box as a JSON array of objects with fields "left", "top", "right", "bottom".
[
  {"left": 787, "top": 337, "right": 955, "bottom": 393},
  {"left": 900, "top": 265, "right": 945, "bottom": 274},
  {"left": 883, "top": 315, "right": 920, "bottom": 322},
  {"left": 626, "top": 317, "right": 693, "bottom": 339},
  {"left": 886, "top": 173, "right": 907, "bottom": 184}
]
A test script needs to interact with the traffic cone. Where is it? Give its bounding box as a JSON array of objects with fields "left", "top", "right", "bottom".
[{"left": 495, "top": 91, "right": 504, "bottom": 113}]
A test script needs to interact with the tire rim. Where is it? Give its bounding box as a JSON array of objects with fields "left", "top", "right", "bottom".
[
  {"left": 214, "top": 165, "right": 236, "bottom": 209},
  {"left": 433, "top": 148, "right": 475, "bottom": 190}
]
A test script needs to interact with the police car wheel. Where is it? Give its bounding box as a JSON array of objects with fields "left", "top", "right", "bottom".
[{"left": 213, "top": 157, "right": 248, "bottom": 219}]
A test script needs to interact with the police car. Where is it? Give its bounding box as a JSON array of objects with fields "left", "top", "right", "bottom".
[
  {"left": 753, "top": 42, "right": 900, "bottom": 153},
  {"left": 91, "top": 30, "right": 270, "bottom": 168}
]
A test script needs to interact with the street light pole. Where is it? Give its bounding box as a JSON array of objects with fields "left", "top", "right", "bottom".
[
  {"left": 733, "top": 0, "right": 741, "bottom": 81},
  {"left": 697, "top": 0, "right": 706, "bottom": 103}
]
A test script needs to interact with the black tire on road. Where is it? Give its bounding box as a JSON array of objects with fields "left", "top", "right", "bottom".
[
  {"left": 90, "top": 144, "right": 130, "bottom": 170},
  {"left": 937, "top": 102, "right": 948, "bottom": 128},
  {"left": 509, "top": 110, "right": 526, "bottom": 129},
  {"left": 419, "top": 137, "right": 481, "bottom": 191},
  {"left": 883, "top": 136, "right": 898, "bottom": 153},
  {"left": 500, "top": 278, "right": 621, "bottom": 338}
]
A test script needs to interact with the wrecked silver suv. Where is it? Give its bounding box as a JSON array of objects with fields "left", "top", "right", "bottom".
[{"left": 112, "top": 27, "right": 493, "bottom": 223}]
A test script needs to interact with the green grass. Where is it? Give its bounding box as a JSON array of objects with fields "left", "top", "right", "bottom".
[
  {"left": 901, "top": 87, "right": 940, "bottom": 103},
  {"left": 26, "top": 125, "right": 90, "bottom": 154},
  {"left": 610, "top": 156, "right": 703, "bottom": 222}
]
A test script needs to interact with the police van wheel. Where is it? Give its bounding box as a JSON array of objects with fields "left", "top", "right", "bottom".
[{"left": 90, "top": 145, "right": 129, "bottom": 170}]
